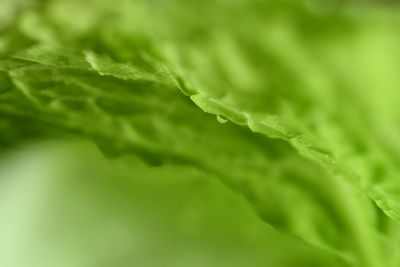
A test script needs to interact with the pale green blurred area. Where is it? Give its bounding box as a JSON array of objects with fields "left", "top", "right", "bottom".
[
  {"left": 0, "top": 0, "right": 31, "bottom": 30},
  {"left": 0, "top": 142, "right": 346, "bottom": 267}
]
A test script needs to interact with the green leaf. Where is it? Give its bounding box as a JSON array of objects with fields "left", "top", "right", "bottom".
[
  {"left": 2, "top": 1, "right": 400, "bottom": 267},
  {"left": 0, "top": 46, "right": 396, "bottom": 267}
]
